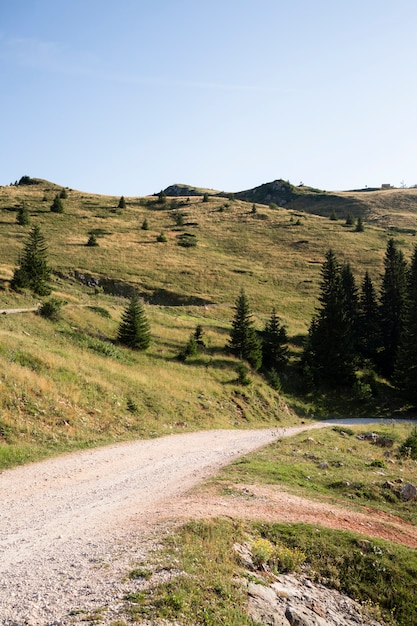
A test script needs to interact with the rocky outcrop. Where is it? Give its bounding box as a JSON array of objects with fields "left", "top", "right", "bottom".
[{"left": 246, "top": 573, "right": 384, "bottom": 626}]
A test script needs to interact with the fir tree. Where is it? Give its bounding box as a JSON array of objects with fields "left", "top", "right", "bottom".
[
  {"left": 141, "top": 218, "right": 149, "bottom": 230},
  {"left": 355, "top": 216, "right": 364, "bottom": 232},
  {"left": 357, "top": 271, "right": 379, "bottom": 363},
  {"left": 395, "top": 245, "right": 417, "bottom": 403},
  {"left": 261, "top": 308, "right": 288, "bottom": 372},
  {"left": 86, "top": 233, "right": 99, "bottom": 247},
  {"left": 16, "top": 204, "right": 30, "bottom": 225},
  {"left": 378, "top": 238, "right": 407, "bottom": 377},
  {"left": 50, "top": 195, "right": 64, "bottom": 213},
  {"left": 117, "top": 295, "right": 151, "bottom": 350},
  {"left": 228, "top": 289, "right": 262, "bottom": 370},
  {"left": 118, "top": 196, "right": 126, "bottom": 209},
  {"left": 302, "top": 249, "right": 356, "bottom": 386},
  {"left": 11, "top": 225, "right": 51, "bottom": 296}
]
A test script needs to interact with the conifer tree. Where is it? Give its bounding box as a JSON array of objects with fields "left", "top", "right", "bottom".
[
  {"left": 261, "top": 308, "right": 288, "bottom": 372},
  {"left": 11, "top": 225, "right": 51, "bottom": 295},
  {"left": 50, "top": 195, "right": 64, "bottom": 213},
  {"left": 228, "top": 289, "right": 262, "bottom": 370},
  {"left": 395, "top": 245, "right": 417, "bottom": 403},
  {"left": 117, "top": 295, "right": 151, "bottom": 350},
  {"left": 16, "top": 204, "right": 30, "bottom": 225},
  {"left": 118, "top": 196, "right": 126, "bottom": 209},
  {"left": 302, "top": 249, "right": 356, "bottom": 386},
  {"left": 357, "top": 271, "right": 379, "bottom": 363},
  {"left": 378, "top": 238, "right": 407, "bottom": 376},
  {"left": 355, "top": 216, "right": 364, "bottom": 232}
]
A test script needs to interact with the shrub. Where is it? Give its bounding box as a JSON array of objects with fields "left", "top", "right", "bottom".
[
  {"left": 16, "top": 205, "right": 30, "bottom": 225},
  {"left": 177, "top": 233, "right": 197, "bottom": 247},
  {"left": 39, "top": 298, "right": 63, "bottom": 321},
  {"left": 59, "top": 188, "right": 68, "bottom": 199},
  {"left": 399, "top": 427, "right": 417, "bottom": 459},
  {"left": 157, "top": 232, "right": 167, "bottom": 243},
  {"left": 86, "top": 233, "right": 99, "bottom": 247},
  {"left": 236, "top": 362, "right": 251, "bottom": 385},
  {"left": 141, "top": 218, "right": 149, "bottom": 230},
  {"left": 50, "top": 195, "right": 64, "bottom": 213}
]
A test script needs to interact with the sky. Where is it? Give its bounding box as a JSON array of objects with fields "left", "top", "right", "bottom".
[{"left": 1, "top": 0, "right": 416, "bottom": 196}]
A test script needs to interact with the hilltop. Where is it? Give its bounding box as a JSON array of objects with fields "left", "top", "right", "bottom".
[{"left": 164, "top": 178, "right": 417, "bottom": 230}]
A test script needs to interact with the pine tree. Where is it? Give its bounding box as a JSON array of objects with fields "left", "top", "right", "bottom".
[
  {"left": 50, "top": 195, "right": 64, "bottom": 213},
  {"left": 357, "top": 271, "right": 379, "bottom": 363},
  {"left": 141, "top": 218, "right": 149, "bottom": 230},
  {"left": 117, "top": 295, "right": 151, "bottom": 350},
  {"left": 378, "top": 238, "right": 407, "bottom": 377},
  {"left": 395, "top": 245, "right": 417, "bottom": 403},
  {"left": 228, "top": 289, "right": 262, "bottom": 370},
  {"left": 16, "top": 204, "right": 30, "bottom": 225},
  {"left": 261, "top": 308, "right": 288, "bottom": 372},
  {"left": 118, "top": 196, "right": 126, "bottom": 209},
  {"left": 11, "top": 225, "right": 51, "bottom": 295},
  {"left": 355, "top": 216, "right": 364, "bottom": 232},
  {"left": 302, "top": 249, "right": 356, "bottom": 386}
]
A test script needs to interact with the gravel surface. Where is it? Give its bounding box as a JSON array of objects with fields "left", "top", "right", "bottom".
[{"left": 0, "top": 419, "right": 406, "bottom": 625}]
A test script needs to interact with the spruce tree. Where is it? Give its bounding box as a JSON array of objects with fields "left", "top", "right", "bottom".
[
  {"left": 228, "top": 289, "right": 262, "bottom": 370},
  {"left": 378, "top": 238, "right": 407, "bottom": 377},
  {"left": 11, "top": 225, "right": 51, "bottom": 295},
  {"left": 118, "top": 196, "right": 126, "bottom": 209},
  {"left": 261, "top": 308, "right": 288, "bottom": 372},
  {"left": 395, "top": 245, "right": 417, "bottom": 403},
  {"left": 302, "top": 249, "right": 356, "bottom": 386},
  {"left": 118, "top": 295, "right": 151, "bottom": 350},
  {"left": 16, "top": 204, "right": 30, "bottom": 225},
  {"left": 50, "top": 195, "right": 64, "bottom": 213},
  {"left": 357, "top": 271, "right": 379, "bottom": 363}
]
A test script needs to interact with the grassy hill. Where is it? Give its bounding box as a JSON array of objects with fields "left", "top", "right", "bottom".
[{"left": 1, "top": 176, "right": 416, "bottom": 468}]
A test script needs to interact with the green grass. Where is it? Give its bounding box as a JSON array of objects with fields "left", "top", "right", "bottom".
[
  {"left": 122, "top": 518, "right": 417, "bottom": 626},
  {"left": 211, "top": 423, "right": 417, "bottom": 523}
]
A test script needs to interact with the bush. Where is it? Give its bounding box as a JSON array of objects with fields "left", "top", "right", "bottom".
[
  {"left": 86, "top": 233, "right": 99, "bottom": 247},
  {"left": 50, "top": 195, "right": 64, "bottom": 213},
  {"left": 236, "top": 362, "right": 251, "bottom": 385},
  {"left": 157, "top": 232, "right": 167, "bottom": 242},
  {"left": 39, "top": 298, "right": 63, "bottom": 321},
  {"left": 399, "top": 427, "right": 417, "bottom": 459}
]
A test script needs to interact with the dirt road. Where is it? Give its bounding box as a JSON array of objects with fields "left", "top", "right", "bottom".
[{"left": 0, "top": 419, "right": 411, "bottom": 625}]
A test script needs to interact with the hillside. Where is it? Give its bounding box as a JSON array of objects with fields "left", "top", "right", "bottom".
[
  {"left": 164, "top": 178, "right": 417, "bottom": 230},
  {"left": 0, "top": 176, "right": 417, "bottom": 466}
]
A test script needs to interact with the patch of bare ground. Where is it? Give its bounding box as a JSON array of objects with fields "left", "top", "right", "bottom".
[{"left": 152, "top": 483, "right": 417, "bottom": 549}]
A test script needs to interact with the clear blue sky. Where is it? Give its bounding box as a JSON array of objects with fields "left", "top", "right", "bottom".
[{"left": 1, "top": 0, "right": 416, "bottom": 196}]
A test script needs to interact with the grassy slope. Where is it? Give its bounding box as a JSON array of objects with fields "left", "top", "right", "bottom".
[{"left": 0, "top": 179, "right": 416, "bottom": 470}]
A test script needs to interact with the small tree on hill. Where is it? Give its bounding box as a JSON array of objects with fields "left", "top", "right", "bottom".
[
  {"left": 355, "top": 216, "right": 364, "bottom": 232},
  {"left": 59, "top": 188, "right": 68, "bottom": 199},
  {"left": 141, "top": 218, "right": 149, "bottom": 230},
  {"left": 16, "top": 204, "right": 30, "bottom": 225},
  {"left": 228, "top": 289, "right": 262, "bottom": 370},
  {"left": 86, "top": 233, "right": 99, "bottom": 247},
  {"left": 118, "top": 295, "right": 151, "bottom": 350},
  {"left": 11, "top": 225, "right": 51, "bottom": 296},
  {"left": 51, "top": 195, "right": 64, "bottom": 213},
  {"left": 118, "top": 196, "right": 126, "bottom": 209}
]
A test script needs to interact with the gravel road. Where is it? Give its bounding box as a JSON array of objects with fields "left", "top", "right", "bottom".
[{"left": 0, "top": 419, "right": 402, "bottom": 625}]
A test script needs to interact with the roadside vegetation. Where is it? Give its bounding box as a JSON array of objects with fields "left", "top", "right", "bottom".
[
  {"left": 122, "top": 517, "right": 417, "bottom": 626},
  {"left": 211, "top": 422, "right": 417, "bottom": 523}
]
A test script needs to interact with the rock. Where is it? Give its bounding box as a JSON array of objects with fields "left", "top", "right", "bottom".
[
  {"left": 401, "top": 483, "right": 417, "bottom": 501},
  {"left": 285, "top": 604, "right": 328, "bottom": 626},
  {"left": 248, "top": 583, "right": 290, "bottom": 626},
  {"left": 318, "top": 462, "right": 329, "bottom": 469}
]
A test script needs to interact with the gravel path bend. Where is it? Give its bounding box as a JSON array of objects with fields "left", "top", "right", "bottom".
[{"left": 0, "top": 419, "right": 404, "bottom": 625}]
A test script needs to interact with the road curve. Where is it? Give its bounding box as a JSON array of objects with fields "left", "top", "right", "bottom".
[{"left": 0, "top": 418, "right": 408, "bottom": 624}]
